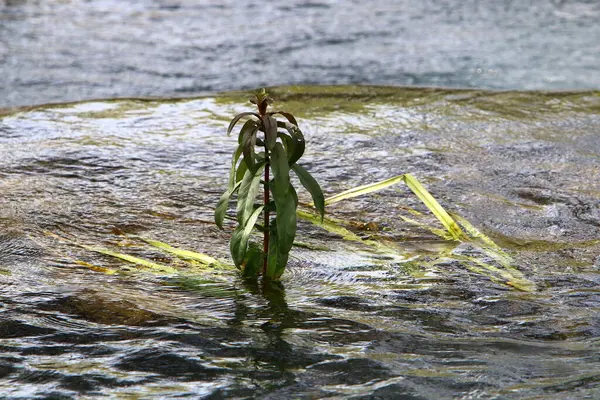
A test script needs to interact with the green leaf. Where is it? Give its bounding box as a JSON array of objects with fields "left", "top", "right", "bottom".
[
  {"left": 232, "top": 205, "right": 264, "bottom": 269},
  {"left": 239, "top": 204, "right": 264, "bottom": 253},
  {"left": 229, "top": 145, "right": 243, "bottom": 188},
  {"left": 242, "top": 243, "right": 263, "bottom": 278},
  {"left": 238, "top": 119, "right": 259, "bottom": 144},
  {"left": 230, "top": 227, "right": 245, "bottom": 267},
  {"left": 402, "top": 174, "right": 465, "bottom": 241},
  {"left": 215, "top": 180, "right": 242, "bottom": 229},
  {"left": 275, "top": 184, "right": 297, "bottom": 255},
  {"left": 227, "top": 112, "right": 259, "bottom": 136},
  {"left": 264, "top": 217, "right": 292, "bottom": 281},
  {"left": 271, "top": 111, "right": 298, "bottom": 127},
  {"left": 270, "top": 143, "right": 290, "bottom": 202},
  {"left": 235, "top": 157, "right": 248, "bottom": 184},
  {"left": 281, "top": 122, "right": 305, "bottom": 165},
  {"left": 236, "top": 163, "right": 265, "bottom": 225},
  {"left": 273, "top": 247, "right": 289, "bottom": 280},
  {"left": 263, "top": 115, "right": 278, "bottom": 150},
  {"left": 278, "top": 131, "right": 294, "bottom": 161},
  {"left": 241, "top": 121, "right": 259, "bottom": 173},
  {"left": 265, "top": 219, "right": 279, "bottom": 278},
  {"left": 292, "top": 163, "right": 325, "bottom": 221}
]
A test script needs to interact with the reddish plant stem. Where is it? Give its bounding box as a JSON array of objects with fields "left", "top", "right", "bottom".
[{"left": 262, "top": 161, "right": 270, "bottom": 276}]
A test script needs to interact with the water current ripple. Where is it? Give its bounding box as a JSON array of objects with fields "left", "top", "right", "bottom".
[
  {"left": 0, "top": 88, "right": 599, "bottom": 398},
  {"left": 2, "top": 0, "right": 600, "bottom": 108}
]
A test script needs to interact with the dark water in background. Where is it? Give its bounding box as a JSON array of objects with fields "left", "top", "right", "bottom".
[{"left": 2, "top": 0, "right": 600, "bottom": 108}]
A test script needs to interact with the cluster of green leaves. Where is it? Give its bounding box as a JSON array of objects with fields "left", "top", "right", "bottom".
[{"left": 215, "top": 89, "right": 325, "bottom": 280}]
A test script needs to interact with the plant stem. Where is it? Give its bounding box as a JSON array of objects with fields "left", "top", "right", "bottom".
[{"left": 262, "top": 161, "right": 270, "bottom": 276}]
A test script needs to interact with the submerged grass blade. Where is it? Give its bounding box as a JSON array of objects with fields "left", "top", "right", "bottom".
[
  {"left": 323, "top": 174, "right": 465, "bottom": 241},
  {"left": 297, "top": 209, "right": 410, "bottom": 262},
  {"left": 82, "top": 245, "right": 179, "bottom": 274},
  {"left": 451, "top": 254, "right": 536, "bottom": 292},
  {"left": 323, "top": 175, "right": 405, "bottom": 206},
  {"left": 451, "top": 212, "right": 514, "bottom": 265},
  {"left": 309, "top": 172, "right": 533, "bottom": 290},
  {"left": 74, "top": 260, "right": 119, "bottom": 275},
  {"left": 135, "top": 237, "right": 223, "bottom": 266},
  {"left": 402, "top": 174, "right": 466, "bottom": 241},
  {"left": 297, "top": 209, "right": 365, "bottom": 242},
  {"left": 45, "top": 230, "right": 178, "bottom": 274},
  {"left": 399, "top": 215, "right": 455, "bottom": 240}
]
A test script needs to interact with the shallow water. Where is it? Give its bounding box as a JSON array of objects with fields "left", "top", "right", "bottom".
[
  {"left": 1, "top": 86, "right": 600, "bottom": 399},
  {"left": 2, "top": 0, "right": 600, "bottom": 108}
]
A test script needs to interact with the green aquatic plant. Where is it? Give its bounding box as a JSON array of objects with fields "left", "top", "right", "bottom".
[{"left": 215, "top": 89, "right": 325, "bottom": 280}]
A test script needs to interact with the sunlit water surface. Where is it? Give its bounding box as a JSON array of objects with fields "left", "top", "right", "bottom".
[{"left": 1, "top": 87, "right": 600, "bottom": 398}]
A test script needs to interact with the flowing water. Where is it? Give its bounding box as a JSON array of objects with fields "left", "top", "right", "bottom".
[
  {"left": 2, "top": 0, "right": 600, "bottom": 108},
  {"left": 1, "top": 86, "right": 600, "bottom": 398}
]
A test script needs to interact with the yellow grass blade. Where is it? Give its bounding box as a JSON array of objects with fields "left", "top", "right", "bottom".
[
  {"left": 136, "top": 237, "right": 220, "bottom": 266},
  {"left": 74, "top": 260, "right": 119, "bottom": 275},
  {"left": 323, "top": 173, "right": 465, "bottom": 240},
  {"left": 81, "top": 245, "right": 179, "bottom": 274},
  {"left": 402, "top": 174, "right": 466, "bottom": 241},
  {"left": 399, "top": 215, "right": 455, "bottom": 240},
  {"left": 297, "top": 209, "right": 410, "bottom": 262},
  {"left": 451, "top": 254, "right": 536, "bottom": 292},
  {"left": 323, "top": 175, "right": 405, "bottom": 205}
]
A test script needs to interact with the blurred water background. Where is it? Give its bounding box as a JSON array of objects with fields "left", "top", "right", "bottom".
[
  {"left": 1, "top": 0, "right": 600, "bottom": 108},
  {"left": 3, "top": 1, "right": 600, "bottom": 398}
]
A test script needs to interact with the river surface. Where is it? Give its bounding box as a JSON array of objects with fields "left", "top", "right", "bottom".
[
  {"left": 2, "top": 0, "right": 600, "bottom": 108},
  {"left": 1, "top": 86, "right": 600, "bottom": 398}
]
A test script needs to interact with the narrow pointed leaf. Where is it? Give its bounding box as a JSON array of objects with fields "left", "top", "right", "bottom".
[
  {"left": 323, "top": 173, "right": 465, "bottom": 240},
  {"left": 241, "top": 122, "right": 259, "bottom": 173},
  {"left": 270, "top": 143, "right": 290, "bottom": 202},
  {"left": 239, "top": 205, "right": 264, "bottom": 260},
  {"left": 292, "top": 163, "right": 325, "bottom": 220},
  {"left": 229, "top": 145, "right": 243, "bottom": 188},
  {"left": 402, "top": 174, "right": 466, "bottom": 241},
  {"left": 281, "top": 122, "right": 305, "bottom": 165},
  {"left": 450, "top": 212, "right": 508, "bottom": 255},
  {"left": 275, "top": 184, "right": 297, "bottom": 255},
  {"left": 227, "top": 112, "right": 259, "bottom": 136},
  {"left": 235, "top": 158, "right": 247, "bottom": 184},
  {"left": 236, "top": 163, "right": 265, "bottom": 225},
  {"left": 273, "top": 249, "right": 289, "bottom": 281},
  {"left": 215, "top": 181, "right": 242, "bottom": 229},
  {"left": 263, "top": 115, "right": 278, "bottom": 150},
  {"left": 278, "top": 131, "right": 296, "bottom": 163},
  {"left": 271, "top": 111, "right": 298, "bottom": 126},
  {"left": 230, "top": 227, "right": 245, "bottom": 267},
  {"left": 238, "top": 119, "right": 259, "bottom": 144}
]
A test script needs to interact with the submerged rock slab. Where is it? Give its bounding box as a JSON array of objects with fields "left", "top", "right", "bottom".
[{"left": 1, "top": 86, "right": 600, "bottom": 399}]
